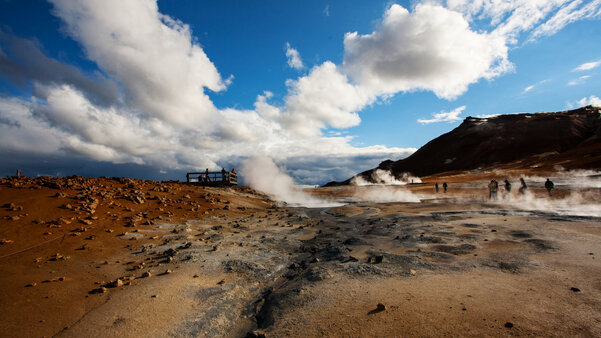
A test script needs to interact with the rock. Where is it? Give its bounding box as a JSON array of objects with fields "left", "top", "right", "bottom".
[
  {"left": 571, "top": 287, "right": 581, "bottom": 292},
  {"left": 90, "top": 287, "right": 108, "bottom": 294},
  {"left": 193, "top": 274, "right": 200, "bottom": 278},
  {"left": 25, "top": 283, "right": 37, "bottom": 287},
  {"left": 0, "top": 239, "right": 14, "bottom": 244},
  {"left": 376, "top": 303, "right": 387, "bottom": 311},
  {"left": 163, "top": 269, "right": 172, "bottom": 275},
  {"left": 141, "top": 271, "right": 152, "bottom": 278},
  {"left": 504, "top": 322, "right": 514, "bottom": 328},
  {"left": 110, "top": 278, "right": 124, "bottom": 288}
]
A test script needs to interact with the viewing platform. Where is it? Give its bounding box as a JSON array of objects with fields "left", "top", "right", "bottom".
[{"left": 186, "top": 171, "right": 237, "bottom": 187}]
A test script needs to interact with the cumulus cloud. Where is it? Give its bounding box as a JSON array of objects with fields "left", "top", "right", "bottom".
[
  {"left": 49, "top": 0, "right": 228, "bottom": 129},
  {"left": 573, "top": 59, "right": 601, "bottom": 71},
  {"left": 577, "top": 95, "right": 601, "bottom": 107},
  {"left": 418, "top": 106, "right": 466, "bottom": 124},
  {"left": 343, "top": 4, "right": 511, "bottom": 100},
  {"left": 285, "top": 42, "right": 304, "bottom": 70},
  {"left": 1, "top": 0, "right": 600, "bottom": 184}
]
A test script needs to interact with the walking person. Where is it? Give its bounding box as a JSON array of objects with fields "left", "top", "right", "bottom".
[
  {"left": 545, "top": 178, "right": 554, "bottom": 197},
  {"left": 435, "top": 183, "right": 439, "bottom": 193},
  {"left": 442, "top": 182, "right": 448, "bottom": 193},
  {"left": 519, "top": 178, "right": 527, "bottom": 195},
  {"left": 504, "top": 179, "right": 511, "bottom": 199}
]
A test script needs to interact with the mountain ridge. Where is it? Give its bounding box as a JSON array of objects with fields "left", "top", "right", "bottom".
[{"left": 325, "top": 106, "right": 601, "bottom": 186}]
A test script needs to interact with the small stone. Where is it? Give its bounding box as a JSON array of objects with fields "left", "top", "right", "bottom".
[
  {"left": 0, "top": 239, "right": 14, "bottom": 244},
  {"left": 504, "top": 322, "right": 514, "bottom": 328},
  {"left": 110, "top": 278, "right": 124, "bottom": 287},
  {"left": 409, "top": 269, "right": 417, "bottom": 276},
  {"left": 164, "top": 269, "right": 172, "bottom": 275},
  {"left": 217, "top": 279, "right": 225, "bottom": 285},
  {"left": 141, "top": 271, "right": 152, "bottom": 278},
  {"left": 571, "top": 287, "right": 581, "bottom": 292},
  {"left": 193, "top": 274, "right": 200, "bottom": 278},
  {"left": 376, "top": 303, "right": 387, "bottom": 311},
  {"left": 25, "top": 283, "right": 37, "bottom": 287}
]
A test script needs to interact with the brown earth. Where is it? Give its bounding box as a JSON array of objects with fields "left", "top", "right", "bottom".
[{"left": 1, "top": 172, "right": 601, "bottom": 337}]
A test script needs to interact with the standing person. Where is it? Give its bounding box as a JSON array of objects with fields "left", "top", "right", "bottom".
[
  {"left": 435, "top": 183, "right": 439, "bottom": 193},
  {"left": 488, "top": 180, "right": 498, "bottom": 200},
  {"left": 519, "top": 178, "right": 527, "bottom": 195},
  {"left": 221, "top": 167, "right": 226, "bottom": 182},
  {"left": 545, "top": 178, "right": 554, "bottom": 197},
  {"left": 442, "top": 182, "right": 448, "bottom": 193},
  {"left": 205, "top": 168, "right": 211, "bottom": 182}
]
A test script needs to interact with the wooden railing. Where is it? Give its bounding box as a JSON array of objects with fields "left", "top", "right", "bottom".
[{"left": 186, "top": 171, "right": 237, "bottom": 186}]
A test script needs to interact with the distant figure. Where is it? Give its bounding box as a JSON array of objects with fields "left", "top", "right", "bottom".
[
  {"left": 504, "top": 179, "right": 511, "bottom": 198},
  {"left": 221, "top": 168, "right": 226, "bottom": 181},
  {"left": 519, "top": 178, "right": 527, "bottom": 195},
  {"left": 435, "top": 183, "right": 439, "bottom": 193},
  {"left": 205, "top": 168, "right": 211, "bottom": 182},
  {"left": 545, "top": 178, "right": 554, "bottom": 197},
  {"left": 231, "top": 168, "right": 236, "bottom": 174},
  {"left": 442, "top": 182, "right": 448, "bottom": 193},
  {"left": 488, "top": 179, "right": 498, "bottom": 200}
]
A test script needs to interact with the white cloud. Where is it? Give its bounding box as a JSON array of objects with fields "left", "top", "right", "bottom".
[
  {"left": 343, "top": 4, "right": 511, "bottom": 100},
  {"left": 568, "top": 75, "right": 591, "bottom": 85},
  {"left": 49, "top": 0, "right": 228, "bottom": 129},
  {"left": 577, "top": 95, "right": 601, "bottom": 107},
  {"left": 447, "top": 0, "right": 601, "bottom": 44},
  {"left": 2, "top": 1, "right": 600, "bottom": 184},
  {"left": 524, "top": 85, "right": 535, "bottom": 92},
  {"left": 418, "top": 106, "right": 466, "bottom": 124},
  {"left": 530, "top": 0, "right": 601, "bottom": 40},
  {"left": 285, "top": 42, "right": 304, "bottom": 70},
  {"left": 324, "top": 4, "right": 330, "bottom": 17},
  {"left": 573, "top": 59, "right": 601, "bottom": 71}
]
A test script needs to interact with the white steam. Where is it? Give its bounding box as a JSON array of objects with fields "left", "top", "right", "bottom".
[
  {"left": 241, "top": 156, "right": 341, "bottom": 208},
  {"left": 353, "top": 186, "right": 421, "bottom": 203},
  {"left": 500, "top": 190, "right": 601, "bottom": 218},
  {"left": 351, "top": 169, "right": 422, "bottom": 186}
]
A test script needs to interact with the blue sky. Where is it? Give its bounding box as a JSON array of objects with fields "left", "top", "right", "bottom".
[{"left": 1, "top": 0, "right": 600, "bottom": 184}]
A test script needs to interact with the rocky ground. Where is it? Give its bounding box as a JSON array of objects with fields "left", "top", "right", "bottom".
[{"left": 1, "top": 173, "right": 600, "bottom": 337}]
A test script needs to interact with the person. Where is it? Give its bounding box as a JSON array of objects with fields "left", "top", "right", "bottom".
[
  {"left": 221, "top": 167, "right": 226, "bottom": 182},
  {"left": 205, "top": 168, "right": 211, "bottom": 182},
  {"left": 488, "top": 179, "right": 498, "bottom": 200},
  {"left": 519, "top": 178, "right": 527, "bottom": 195},
  {"left": 231, "top": 168, "right": 236, "bottom": 174},
  {"left": 504, "top": 179, "right": 511, "bottom": 199},
  {"left": 545, "top": 178, "right": 554, "bottom": 196},
  {"left": 435, "top": 183, "right": 439, "bottom": 193},
  {"left": 442, "top": 182, "right": 448, "bottom": 193}
]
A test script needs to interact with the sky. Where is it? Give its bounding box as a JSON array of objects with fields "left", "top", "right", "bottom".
[{"left": 0, "top": 0, "right": 600, "bottom": 185}]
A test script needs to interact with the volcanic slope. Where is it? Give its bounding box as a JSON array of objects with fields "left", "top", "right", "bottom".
[{"left": 326, "top": 106, "right": 601, "bottom": 186}]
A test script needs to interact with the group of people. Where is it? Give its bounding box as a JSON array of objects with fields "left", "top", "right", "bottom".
[
  {"left": 488, "top": 177, "right": 554, "bottom": 200},
  {"left": 434, "top": 182, "right": 448, "bottom": 193},
  {"left": 199, "top": 168, "right": 236, "bottom": 183}
]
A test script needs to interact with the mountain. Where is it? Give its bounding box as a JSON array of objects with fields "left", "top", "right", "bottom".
[{"left": 325, "top": 106, "right": 601, "bottom": 186}]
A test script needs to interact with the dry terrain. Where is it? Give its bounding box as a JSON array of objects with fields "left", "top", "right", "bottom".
[{"left": 1, "top": 171, "right": 600, "bottom": 337}]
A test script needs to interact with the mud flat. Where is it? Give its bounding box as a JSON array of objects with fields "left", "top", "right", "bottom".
[{"left": 1, "top": 176, "right": 601, "bottom": 337}]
